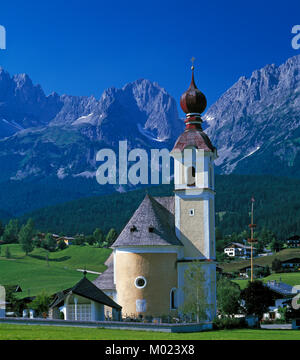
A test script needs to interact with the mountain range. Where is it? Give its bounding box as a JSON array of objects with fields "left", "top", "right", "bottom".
[
  {"left": 0, "top": 70, "right": 183, "bottom": 184},
  {"left": 204, "top": 55, "right": 300, "bottom": 176},
  {"left": 0, "top": 55, "right": 300, "bottom": 216}
]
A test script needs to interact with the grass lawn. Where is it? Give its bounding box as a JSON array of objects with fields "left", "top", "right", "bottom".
[
  {"left": 0, "top": 324, "right": 299, "bottom": 340},
  {"left": 0, "top": 244, "right": 111, "bottom": 297},
  {"left": 234, "top": 272, "right": 300, "bottom": 290}
]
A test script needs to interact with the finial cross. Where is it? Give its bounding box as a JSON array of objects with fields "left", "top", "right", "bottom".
[{"left": 191, "top": 57, "right": 196, "bottom": 70}]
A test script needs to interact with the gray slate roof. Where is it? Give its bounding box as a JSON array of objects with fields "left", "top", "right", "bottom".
[
  {"left": 265, "top": 281, "right": 295, "bottom": 297},
  {"left": 111, "top": 194, "right": 182, "bottom": 248},
  {"left": 93, "top": 254, "right": 115, "bottom": 291},
  {"left": 224, "top": 242, "right": 254, "bottom": 250},
  {"left": 50, "top": 276, "right": 121, "bottom": 309}
]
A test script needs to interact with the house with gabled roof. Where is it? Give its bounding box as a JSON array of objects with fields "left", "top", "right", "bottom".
[
  {"left": 49, "top": 273, "right": 121, "bottom": 321},
  {"left": 263, "top": 280, "right": 299, "bottom": 321}
]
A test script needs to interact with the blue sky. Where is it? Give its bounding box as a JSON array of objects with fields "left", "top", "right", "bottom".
[{"left": 0, "top": 0, "right": 300, "bottom": 110}]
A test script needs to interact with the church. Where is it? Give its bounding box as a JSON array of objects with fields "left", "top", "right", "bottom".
[{"left": 94, "top": 65, "right": 218, "bottom": 323}]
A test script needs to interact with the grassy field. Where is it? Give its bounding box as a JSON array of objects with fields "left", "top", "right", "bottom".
[
  {"left": 1, "top": 244, "right": 300, "bottom": 296},
  {"left": 0, "top": 244, "right": 111, "bottom": 297},
  {"left": 0, "top": 324, "right": 299, "bottom": 340},
  {"left": 234, "top": 272, "right": 300, "bottom": 289},
  {"left": 220, "top": 248, "right": 300, "bottom": 273}
]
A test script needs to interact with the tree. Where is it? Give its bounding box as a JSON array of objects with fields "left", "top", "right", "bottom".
[
  {"left": 217, "top": 278, "right": 241, "bottom": 316},
  {"left": 241, "top": 280, "right": 274, "bottom": 320},
  {"left": 43, "top": 233, "right": 57, "bottom": 252},
  {"left": 5, "top": 287, "right": 23, "bottom": 316},
  {"left": 5, "top": 246, "right": 11, "bottom": 259},
  {"left": 255, "top": 240, "right": 265, "bottom": 254},
  {"left": 270, "top": 238, "right": 284, "bottom": 253},
  {"left": 74, "top": 234, "right": 85, "bottom": 246},
  {"left": 29, "top": 291, "right": 52, "bottom": 317},
  {"left": 2, "top": 219, "right": 19, "bottom": 244},
  {"left": 58, "top": 240, "right": 67, "bottom": 250},
  {"left": 264, "top": 265, "right": 271, "bottom": 277},
  {"left": 0, "top": 220, "right": 4, "bottom": 237},
  {"left": 277, "top": 306, "right": 288, "bottom": 322},
  {"left": 93, "top": 228, "right": 104, "bottom": 247},
  {"left": 106, "top": 228, "right": 118, "bottom": 247},
  {"left": 85, "top": 235, "right": 96, "bottom": 246},
  {"left": 180, "top": 262, "right": 209, "bottom": 322},
  {"left": 18, "top": 219, "right": 35, "bottom": 255},
  {"left": 272, "top": 258, "right": 282, "bottom": 273},
  {"left": 33, "top": 235, "right": 42, "bottom": 248},
  {"left": 238, "top": 230, "right": 249, "bottom": 243},
  {"left": 260, "top": 228, "right": 275, "bottom": 247}
]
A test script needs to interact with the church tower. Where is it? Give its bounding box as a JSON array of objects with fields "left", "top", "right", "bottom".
[
  {"left": 171, "top": 64, "right": 218, "bottom": 320},
  {"left": 94, "top": 64, "right": 218, "bottom": 324}
]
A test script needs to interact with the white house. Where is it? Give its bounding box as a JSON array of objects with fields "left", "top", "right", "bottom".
[
  {"left": 49, "top": 274, "right": 122, "bottom": 321},
  {"left": 224, "top": 242, "right": 256, "bottom": 259}
]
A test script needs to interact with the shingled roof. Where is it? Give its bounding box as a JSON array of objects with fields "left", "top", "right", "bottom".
[
  {"left": 93, "top": 254, "right": 115, "bottom": 291},
  {"left": 172, "top": 128, "right": 216, "bottom": 152},
  {"left": 265, "top": 281, "right": 295, "bottom": 297},
  {"left": 50, "top": 276, "right": 121, "bottom": 310},
  {"left": 111, "top": 194, "right": 182, "bottom": 248}
]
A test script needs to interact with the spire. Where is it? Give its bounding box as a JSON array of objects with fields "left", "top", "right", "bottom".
[
  {"left": 171, "top": 61, "right": 217, "bottom": 154},
  {"left": 190, "top": 57, "right": 196, "bottom": 87},
  {"left": 180, "top": 59, "right": 207, "bottom": 116}
]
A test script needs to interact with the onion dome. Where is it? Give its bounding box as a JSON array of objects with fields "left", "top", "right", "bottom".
[
  {"left": 180, "top": 66, "right": 207, "bottom": 115},
  {"left": 172, "top": 62, "right": 217, "bottom": 155}
]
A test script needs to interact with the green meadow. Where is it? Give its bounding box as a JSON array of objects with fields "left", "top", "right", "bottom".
[
  {"left": 1, "top": 244, "right": 300, "bottom": 297},
  {"left": 234, "top": 272, "right": 300, "bottom": 290},
  {"left": 0, "top": 324, "right": 299, "bottom": 340},
  {"left": 0, "top": 244, "right": 111, "bottom": 297}
]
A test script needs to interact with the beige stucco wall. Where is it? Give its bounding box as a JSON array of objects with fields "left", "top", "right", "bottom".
[
  {"left": 179, "top": 198, "right": 205, "bottom": 258},
  {"left": 115, "top": 252, "right": 178, "bottom": 317}
]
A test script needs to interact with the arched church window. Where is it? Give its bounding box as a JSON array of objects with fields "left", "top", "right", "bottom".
[
  {"left": 187, "top": 166, "right": 196, "bottom": 187},
  {"left": 170, "top": 288, "right": 177, "bottom": 310}
]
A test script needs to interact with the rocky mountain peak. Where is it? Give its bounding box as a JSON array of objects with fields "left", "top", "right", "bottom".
[{"left": 204, "top": 54, "right": 300, "bottom": 175}]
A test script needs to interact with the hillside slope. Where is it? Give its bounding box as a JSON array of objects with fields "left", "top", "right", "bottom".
[
  {"left": 0, "top": 244, "right": 111, "bottom": 297},
  {"left": 19, "top": 174, "right": 300, "bottom": 239}
]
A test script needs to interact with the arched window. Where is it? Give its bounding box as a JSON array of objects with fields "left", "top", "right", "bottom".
[
  {"left": 170, "top": 288, "right": 177, "bottom": 310},
  {"left": 187, "top": 166, "right": 196, "bottom": 187}
]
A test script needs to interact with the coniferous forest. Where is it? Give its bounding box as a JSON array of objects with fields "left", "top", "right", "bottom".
[{"left": 9, "top": 174, "right": 300, "bottom": 241}]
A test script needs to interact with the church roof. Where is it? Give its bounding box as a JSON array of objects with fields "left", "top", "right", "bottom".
[
  {"left": 93, "top": 254, "right": 115, "bottom": 291},
  {"left": 172, "top": 128, "right": 215, "bottom": 152},
  {"left": 50, "top": 276, "right": 121, "bottom": 310},
  {"left": 111, "top": 194, "right": 182, "bottom": 248}
]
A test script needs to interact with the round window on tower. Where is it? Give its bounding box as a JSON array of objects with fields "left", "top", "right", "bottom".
[{"left": 134, "top": 276, "right": 147, "bottom": 289}]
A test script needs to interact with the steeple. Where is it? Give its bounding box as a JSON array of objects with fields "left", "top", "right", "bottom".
[
  {"left": 180, "top": 60, "right": 207, "bottom": 126},
  {"left": 172, "top": 63, "right": 216, "bottom": 153}
]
